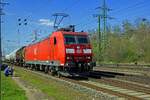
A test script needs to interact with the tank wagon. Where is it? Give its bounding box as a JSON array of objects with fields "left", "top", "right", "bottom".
[
  {"left": 7, "top": 26, "right": 96, "bottom": 76},
  {"left": 5, "top": 48, "right": 20, "bottom": 63}
]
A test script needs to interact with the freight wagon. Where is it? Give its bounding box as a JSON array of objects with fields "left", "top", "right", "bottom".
[
  {"left": 5, "top": 48, "right": 20, "bottom": 63},
  {"left": 16, "top": 46, "right": 25, "bottom": 66}
]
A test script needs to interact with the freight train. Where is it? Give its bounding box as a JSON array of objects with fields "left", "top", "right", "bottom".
[{"left": 5, "top": 26, "right": 96, "bottom": 77}]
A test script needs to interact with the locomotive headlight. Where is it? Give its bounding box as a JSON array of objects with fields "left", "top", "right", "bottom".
[
  {"left": 87, "top": 56, "right": 91, "bottom": 59},
  {"left": 66, "top": 48, "right": 75, "bottom": 53},
  {"left": 66, "top": 56, "right": 73, "bottom": 60},
  {"left": 83, "top": 49, "right": 92, "bottom": 54},
  {"left": 67, "top": 56, "right": 71, "bottom": 60}
]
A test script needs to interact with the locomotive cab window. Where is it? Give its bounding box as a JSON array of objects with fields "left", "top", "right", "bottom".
[
  {"left": 64, "top": 35, "right": 76, "bottom": 44},
  {"left": 64, "top": 34, "right": 89, "bottom": 44},
  {"left": 77, "top": 36, "right": 89, "bottom": 44},
  {"left": 54, "top": 37, "right": 57, "bottom": 45}
]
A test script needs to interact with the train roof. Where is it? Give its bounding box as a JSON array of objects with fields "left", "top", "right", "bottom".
[
  {"left": 54, "top": 25, "right": 88, "bottom": 36},
  {"left": 8, "top": 48, "right": 20, "bottom": 55},
  {"left": 5, "top": 48, "right": 20, "bottom": 60},
  {"left": 61, "top": 31, "right": 88, "bottom": 35}
]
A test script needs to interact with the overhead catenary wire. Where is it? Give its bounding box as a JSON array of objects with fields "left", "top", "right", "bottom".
[
  {"left": 111, "top": 0, "right": 150, "bottom": 14},
  {"left": 77, "top": 0, "right": 150, "bottom": 32},
  {"left": 101, "top": 1, "right": 150, "bottom": 29},
  {"left": 60, "top": 0, "right": 98, "bottom": 28},
  {"left": 114, "top": 4, "right": 150, "bottom": 18},
  {"left": 76, "top": 19, "right": 97, "bottom": 31}
]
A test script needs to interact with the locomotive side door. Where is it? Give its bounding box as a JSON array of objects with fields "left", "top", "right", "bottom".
[
  {"left": 53, "top": 36, "right": 57, "bottom": 60},
  {"left": 49, "top": 37, "right": 54, "bottom": 61},
  {"left": 49, "top": 36, "right": 57, "bottom": 61}
]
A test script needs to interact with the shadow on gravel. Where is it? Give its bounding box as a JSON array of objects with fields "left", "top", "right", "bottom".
[
  {"left": 68, "top": 76, "right": 89, "bottom": 81},
  {"left": 89, "top": 71, "right": 125, "bottom": 79},
  {"left": 66, "top": 70, "right": 125, "bottom": 80}
]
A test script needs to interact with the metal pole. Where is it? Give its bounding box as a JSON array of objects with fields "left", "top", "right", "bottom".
[
  {"left": 103, "top": 0, "right": 106, "bottom": 51},
  {"left": 98, "top": 16, "right": 101, "bottom": 62},
  {"left": 0, "top": 1, "right": 8, "bottom": 99},
  {"left": 18, "top": 29, "right": 20, "bottom": 48},
  {"left": 0, "top": 1, "right": 2, "bottom": 100},
  {"left": 94, "top": 0, "right": 113, "bottom": 62},
  {"left": 103, "top": 0, "right": 106, "bottom": 34}
]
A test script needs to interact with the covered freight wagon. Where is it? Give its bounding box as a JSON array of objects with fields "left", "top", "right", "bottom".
[{"left": 16, "top": 46, "right": 26, "bottom": 66}]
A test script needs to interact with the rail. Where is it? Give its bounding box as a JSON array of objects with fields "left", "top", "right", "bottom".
[{"left": 97, "top": 63, "right": 150, "bottom": 67}]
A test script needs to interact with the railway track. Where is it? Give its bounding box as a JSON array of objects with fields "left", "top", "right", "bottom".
[
  {"left": 81, "top": 80, "right": 150, "bottom": 99},
  {"left": 88, "top": 70, "right": 150, "bottom": 98},
  {"left": 63, "top": 78, "right": 141, "bottom": 100},
  {"left": 94, "top": 65, "right": 150, "bottom": 77},
  {"left": 87, "top": 71, "right": 150, "bottom": 99},
  {"left": 88, "top": 78, "right": 150, "bottom": 98},
  {"left": 97, "top": 63, "right": 150, "bottom": 68},
  {"left": 15, "top": 66, "right": 150, "bottom": 100},
  {"left": 116, "top": 75, "right": 150, "bottom": 87},
  {"left": 91, "top": 69, "right": 150, "bottom": 86}
]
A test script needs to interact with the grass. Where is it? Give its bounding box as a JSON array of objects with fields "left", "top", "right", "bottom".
[
  {"left": 15, "top": 67, "right": 92, "bottom": 100},
  {"left": 1, "top": 71, "right": 27, "bottom": 100}
]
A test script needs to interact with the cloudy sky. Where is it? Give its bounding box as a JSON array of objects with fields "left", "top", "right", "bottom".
[{"left": 2, "top": 0, "right": 150, "bottom": 54}]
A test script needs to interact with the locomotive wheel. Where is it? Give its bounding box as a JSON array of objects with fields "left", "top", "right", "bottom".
[
  {"left": 44, "top": 66, "right": 48, "bottom": 73},
  {"left": 51, "top": 70, "right": 55, "bottom": 76},
  {"left": 57, "top": 71, "right": 61, "bottom": 78},
  {"left": 48, "top": 69, "right": 55, "bottom": 76},
  {"left": 31, "top": 65, "right": 34, "bottom": 70}
]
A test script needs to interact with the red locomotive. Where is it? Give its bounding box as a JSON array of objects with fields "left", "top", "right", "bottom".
[{"left": 6, "top": 26, "right": 96, "bottom": 76}]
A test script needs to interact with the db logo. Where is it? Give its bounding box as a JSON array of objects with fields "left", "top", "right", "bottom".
[
  {"left": 77, "top": 49, "right": 82, "bottom": 53},
  {"left": 34, "top": 48, "right": 37, "bottom": 55}
]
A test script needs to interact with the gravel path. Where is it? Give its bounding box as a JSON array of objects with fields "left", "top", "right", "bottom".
[{"left": 12, "top": 77, "right": 54, "bottom": 100}]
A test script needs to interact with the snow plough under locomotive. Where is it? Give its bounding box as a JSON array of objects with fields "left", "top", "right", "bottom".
[{"left": 5, "top": 26, "right": 96, "bottom": 77}]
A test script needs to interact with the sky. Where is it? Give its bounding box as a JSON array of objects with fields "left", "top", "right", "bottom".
[{"left": 2, "top": 0, "right": 150, "bottom": 55}]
